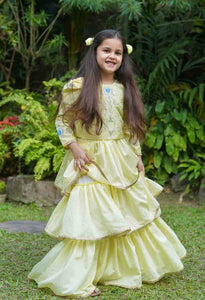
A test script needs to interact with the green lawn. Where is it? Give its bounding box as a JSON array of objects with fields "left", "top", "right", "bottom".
[{"left": 0, "top": 195, "right": 204, "bottom": 300}]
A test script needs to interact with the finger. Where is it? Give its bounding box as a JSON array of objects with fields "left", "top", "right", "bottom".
[
  {"left": 77, "top": 160, "right": 82, "bottom": 171},
  {"left": 74, "top": 160, "right": 77, "bottom": 171},
  {"left": 85, "top": 153, "right": 92, "bottom": 163},
  {"left": 84, "top": 156, "right": 91, "bottom": 164},
  {"left": 79, "top": 159, "right": 89, "bottom": 171},
  {"left": 137, "top": 164, "right": 143, "bottom": 172},
  {"left": 137, "top": 166, "right": 142, "bottom": 172},
  {"left": 82, "top": 165, "right": 89, "bottom": 171}
]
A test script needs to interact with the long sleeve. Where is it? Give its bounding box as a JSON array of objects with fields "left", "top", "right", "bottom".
[
  {"left": 124, "top": 124, "right": 142, "bottom": 156},
  {"left": 55, "top": 104, "right": 76, "bottom": 149},
  {"left": 55, "top": 78, "right": 83, "bottom": 149}
]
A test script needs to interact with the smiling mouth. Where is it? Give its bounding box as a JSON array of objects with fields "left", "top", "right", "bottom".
[{"left": 106, "top": 61, "right": 116, "bottom": 66}]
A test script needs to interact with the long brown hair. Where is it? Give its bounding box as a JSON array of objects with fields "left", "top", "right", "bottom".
[{"left": 63, "top": 29, "right": 145, "bottom": 140}]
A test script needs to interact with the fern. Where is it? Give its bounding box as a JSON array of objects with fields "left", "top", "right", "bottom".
[
  {"left": 146, "top": 40, "right": 189, "bottom": 91},
  {"left": 53, "top": 149, "right": 65, "bottom": 172},
  {"left": 15, "top": 139, "right": 40, "bottom": 157},
  {"left": 34, "top": 157, "right": 51, "bottom": 180},
  {"left": 169, "top": 83, "right": 205, "bottom": 117},
  {"left": 38, "top": 142, "right": 56, "bottom": 156}
]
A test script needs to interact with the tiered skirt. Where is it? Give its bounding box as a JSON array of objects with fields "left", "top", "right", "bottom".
[{"left": 28, "top": 172, "right": 186, "bottom": 298}]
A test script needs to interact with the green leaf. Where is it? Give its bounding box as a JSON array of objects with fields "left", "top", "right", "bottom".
[
  {"left": 53, "top": 150, "right": 65, "bottom": 171},
  {"left": 188, "top": 88, "right": 197, "bottom": 108},
  {"left": 165, "top": 136, "right": 174, "bottom": 156},
  {"left": 164, "top": 114, "right": 172, "bottom": 124},
  {"left": 199, "top": 83, "right": 204, "bottom": 103},
  {"left": 164, "top": 156, "right": 173, "bottom": 174},
  {"left": 153, "top": 151, "right": 163, "bottom": 168},
  {"left": 187, "top": 129, "right": 195, "bottom": 143},
  {"left": 146, "top": 133, "right": 156, "bottom": 148},
  {"left": 164, "top": 124, "right": 174, "bottom": 136},
  {"left": 194, "top": 171, "right": 200, "bottom": 179},
  {"left": 196, "top": 127, "right": 204, "bottom": 141},
  {"left": 180, "top": 136, "right": 187, "bottom": 151},
  {"left": 182, "top": 110, "right": 188, "bottom": 123},
  {"left": 188, "top": 173, "right": 195, "bottom": 180},
  {"left": 172, "top": 110, "right": 182, "bottom": 121},
  {"left": 155, "top": 101, "right": 165, "bottom": 113},
  {"left": 186, "top": 166, "right": 196, "bottom": 172},
  {"left": 180, "top": 173, "right": 187, "bottom": 181},
  {"left": 34, "top": 157, "right": 50, "bottom": 180},
  {"left": 179, "top": 163, "right": 189, "bottom": 168},
  {"left": 185, "top": 185, "right": 190, "bottom": 194},
  {"left": 172, "top": 147, "right": 180, "bottom": 161},
  {"left": 173, "top": 133, "right": 181, "bottom": 147},
  {"left": 154, "top": 134, "right": 164, "bottom": 149}
]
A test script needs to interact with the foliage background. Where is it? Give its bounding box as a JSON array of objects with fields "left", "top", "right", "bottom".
[{"left": 0, "top": 0, "right": 204, "bottom": 192}]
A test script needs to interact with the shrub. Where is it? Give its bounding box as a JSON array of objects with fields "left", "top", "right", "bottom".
[
  {"left": 0, "top": 89, "right": 64, "bottom": 180},
  {"left": 0, "top": 181, "right": 6, "bottom": 194}
]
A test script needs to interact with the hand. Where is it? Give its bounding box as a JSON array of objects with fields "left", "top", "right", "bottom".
[
  {"left": 137, "top": 156, "right": 145, "bottom": 174},
  {"left": 69, "top": 142, "right": 91, "bottom": 172}
]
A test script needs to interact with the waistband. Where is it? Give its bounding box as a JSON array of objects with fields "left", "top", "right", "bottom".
[{"left": 76, "top": 136, "right": 125, "bottom": 142}]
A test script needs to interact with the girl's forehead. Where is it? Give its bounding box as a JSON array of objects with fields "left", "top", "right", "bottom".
[{"left": 99, "top": 38, "right": 123, "bottom": 50}]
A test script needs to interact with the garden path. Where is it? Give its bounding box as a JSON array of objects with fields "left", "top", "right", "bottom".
[{"left": 0, "top": 220, "right": 46, "bottom": 233}]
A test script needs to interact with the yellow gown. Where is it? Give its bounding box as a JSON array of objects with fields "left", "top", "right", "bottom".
[{"left": 28, "top": 78, "right": 186, "bottom": 298}]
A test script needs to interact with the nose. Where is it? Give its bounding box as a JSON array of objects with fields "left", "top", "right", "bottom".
[{"left": 108, "top": 52, "right": 115, "bottom": 59}]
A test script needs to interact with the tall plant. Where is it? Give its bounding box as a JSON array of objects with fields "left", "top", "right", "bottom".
[
  {"left": 5, "top": 0, "right": 66, "bottom": 90},
  {"left": 127, "top": 0, "right": 205, "bottom": 185}
]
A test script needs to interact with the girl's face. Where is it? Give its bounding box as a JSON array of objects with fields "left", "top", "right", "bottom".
[{"left": 96, "top": 38, "right": 123, "bottom": 78}]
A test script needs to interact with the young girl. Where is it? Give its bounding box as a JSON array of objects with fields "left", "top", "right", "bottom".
[{"left": 28, "top": 29, "right": 186, "bottom": 298}]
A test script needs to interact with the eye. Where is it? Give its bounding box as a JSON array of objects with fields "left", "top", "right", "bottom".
[
  {"left": 103, "top": 49, "right": 109, "bottom": 53},
  {"left": 116, "top": 51, "right": 122, "bottom": 55}
]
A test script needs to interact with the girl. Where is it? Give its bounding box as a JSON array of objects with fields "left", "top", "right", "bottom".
[{"left": 28, "top": 29, "right": 186, "bottom": 298}]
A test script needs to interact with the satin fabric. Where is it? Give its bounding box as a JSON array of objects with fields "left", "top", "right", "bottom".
[
  {"left": 55, "top": 138, "right": 141, "bottom": 195},
  {"left": 28, "top": 78, "right": 186, "bottom": 298},
  {"left": 45, "top": 173, "right": 162, "bottom": 240},
  {"left": 28, "top": 216, "right": 186, "bottom": 298}
]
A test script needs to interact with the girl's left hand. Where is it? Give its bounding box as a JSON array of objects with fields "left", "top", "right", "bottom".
[{"left": 137, "top": 156, "right": 145, "bottom": 174}]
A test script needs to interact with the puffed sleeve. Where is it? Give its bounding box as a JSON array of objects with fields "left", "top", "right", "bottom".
[
  {"left": 124, "top": 124, "right": 142, "bottom": 156},
  {"left": 55, "top": 77, "right": 83, "bottom": 149}
]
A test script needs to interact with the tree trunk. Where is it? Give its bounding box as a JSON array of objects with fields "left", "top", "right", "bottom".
[
  {"left": 25, "top": 68, "right": 32, "bottom": 91},
  {"left": 67, "top": 9, "right": 87, "bottom": 70}
]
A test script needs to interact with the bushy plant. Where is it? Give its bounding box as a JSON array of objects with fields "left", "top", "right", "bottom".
[
  {"left": 142, "top": 92, "right": 205, "bottom": 185},
  {"left": 179, "top": 154, "right": 205, "bottom": 195},
  {"left": 0, "top": 89, "right": 64, "bottom": 180},
  {"left": 0, "top": 73, "right": 77, "bottom": 180},
  {"left": 0, "top": 181, "right": 6, "bottom": 194}
]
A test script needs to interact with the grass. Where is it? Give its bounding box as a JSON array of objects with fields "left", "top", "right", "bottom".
[{"left": 0, "top": 193, "right": 204, "bottom": 300}]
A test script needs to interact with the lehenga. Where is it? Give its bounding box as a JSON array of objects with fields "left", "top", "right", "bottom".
[{"left": 28, "top": 77, "right": 186, "bottom": 298}]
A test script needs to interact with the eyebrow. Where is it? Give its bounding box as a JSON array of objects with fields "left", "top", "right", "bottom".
[{"left": 102, "top": 46, "right": 122, "bottom": 52}]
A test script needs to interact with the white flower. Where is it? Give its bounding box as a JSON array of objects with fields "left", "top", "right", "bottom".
[
  {"left": 126, "top": 44, "right": 133, "bottom": 55},
  {"left": 85, "top": 37, "right": 94, "bottom": 46}
]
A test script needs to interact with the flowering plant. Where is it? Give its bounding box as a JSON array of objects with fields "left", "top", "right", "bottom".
[{"left": 0, "top": 116, "right": 20, "bottom": 129}]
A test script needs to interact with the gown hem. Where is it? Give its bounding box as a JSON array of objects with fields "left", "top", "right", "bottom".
[
  {"left": 44, "top": 212, "right": 161, "bottom": 241},
  {"left": 28, "top": 253, "right": 186, "bottom": 298}
]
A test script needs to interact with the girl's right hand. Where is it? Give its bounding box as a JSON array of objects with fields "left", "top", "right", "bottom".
[{"left": 69, "top": 142, "right": 92, "bottom": 172}]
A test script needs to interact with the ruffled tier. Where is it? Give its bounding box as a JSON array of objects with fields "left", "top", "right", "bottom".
[
  {"left": 55, "top": 139, "right": 141, "bottom": 195},
  {"left": 28, "top": 217, "right": 186, "bottom": 298},
  {"left": 45, "top": 173, "right": 163, "bottom": 240}
]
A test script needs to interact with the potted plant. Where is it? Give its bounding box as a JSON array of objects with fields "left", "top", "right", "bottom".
[{"left": 0, "top": 181, "right": 6, "bottom": 204}]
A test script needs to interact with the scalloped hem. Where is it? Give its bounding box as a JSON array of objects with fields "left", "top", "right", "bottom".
[
  {"left": 102, "top": 261, "right": 186, "bottom": 288},
  {"left": 46, "top": 176, "right": 162, "bottom": 241},
  {"left": 30, "top": 255, "right": 187, "bottom": 299},
  {"left": 45, "top": 210, "right": 161, "bottom": 241},
  {"left": 28, "top": 217, "right": 186, "bottom": 298},
  {"left": 45, "top": 227, "right": 132, "bottom": 241}
]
